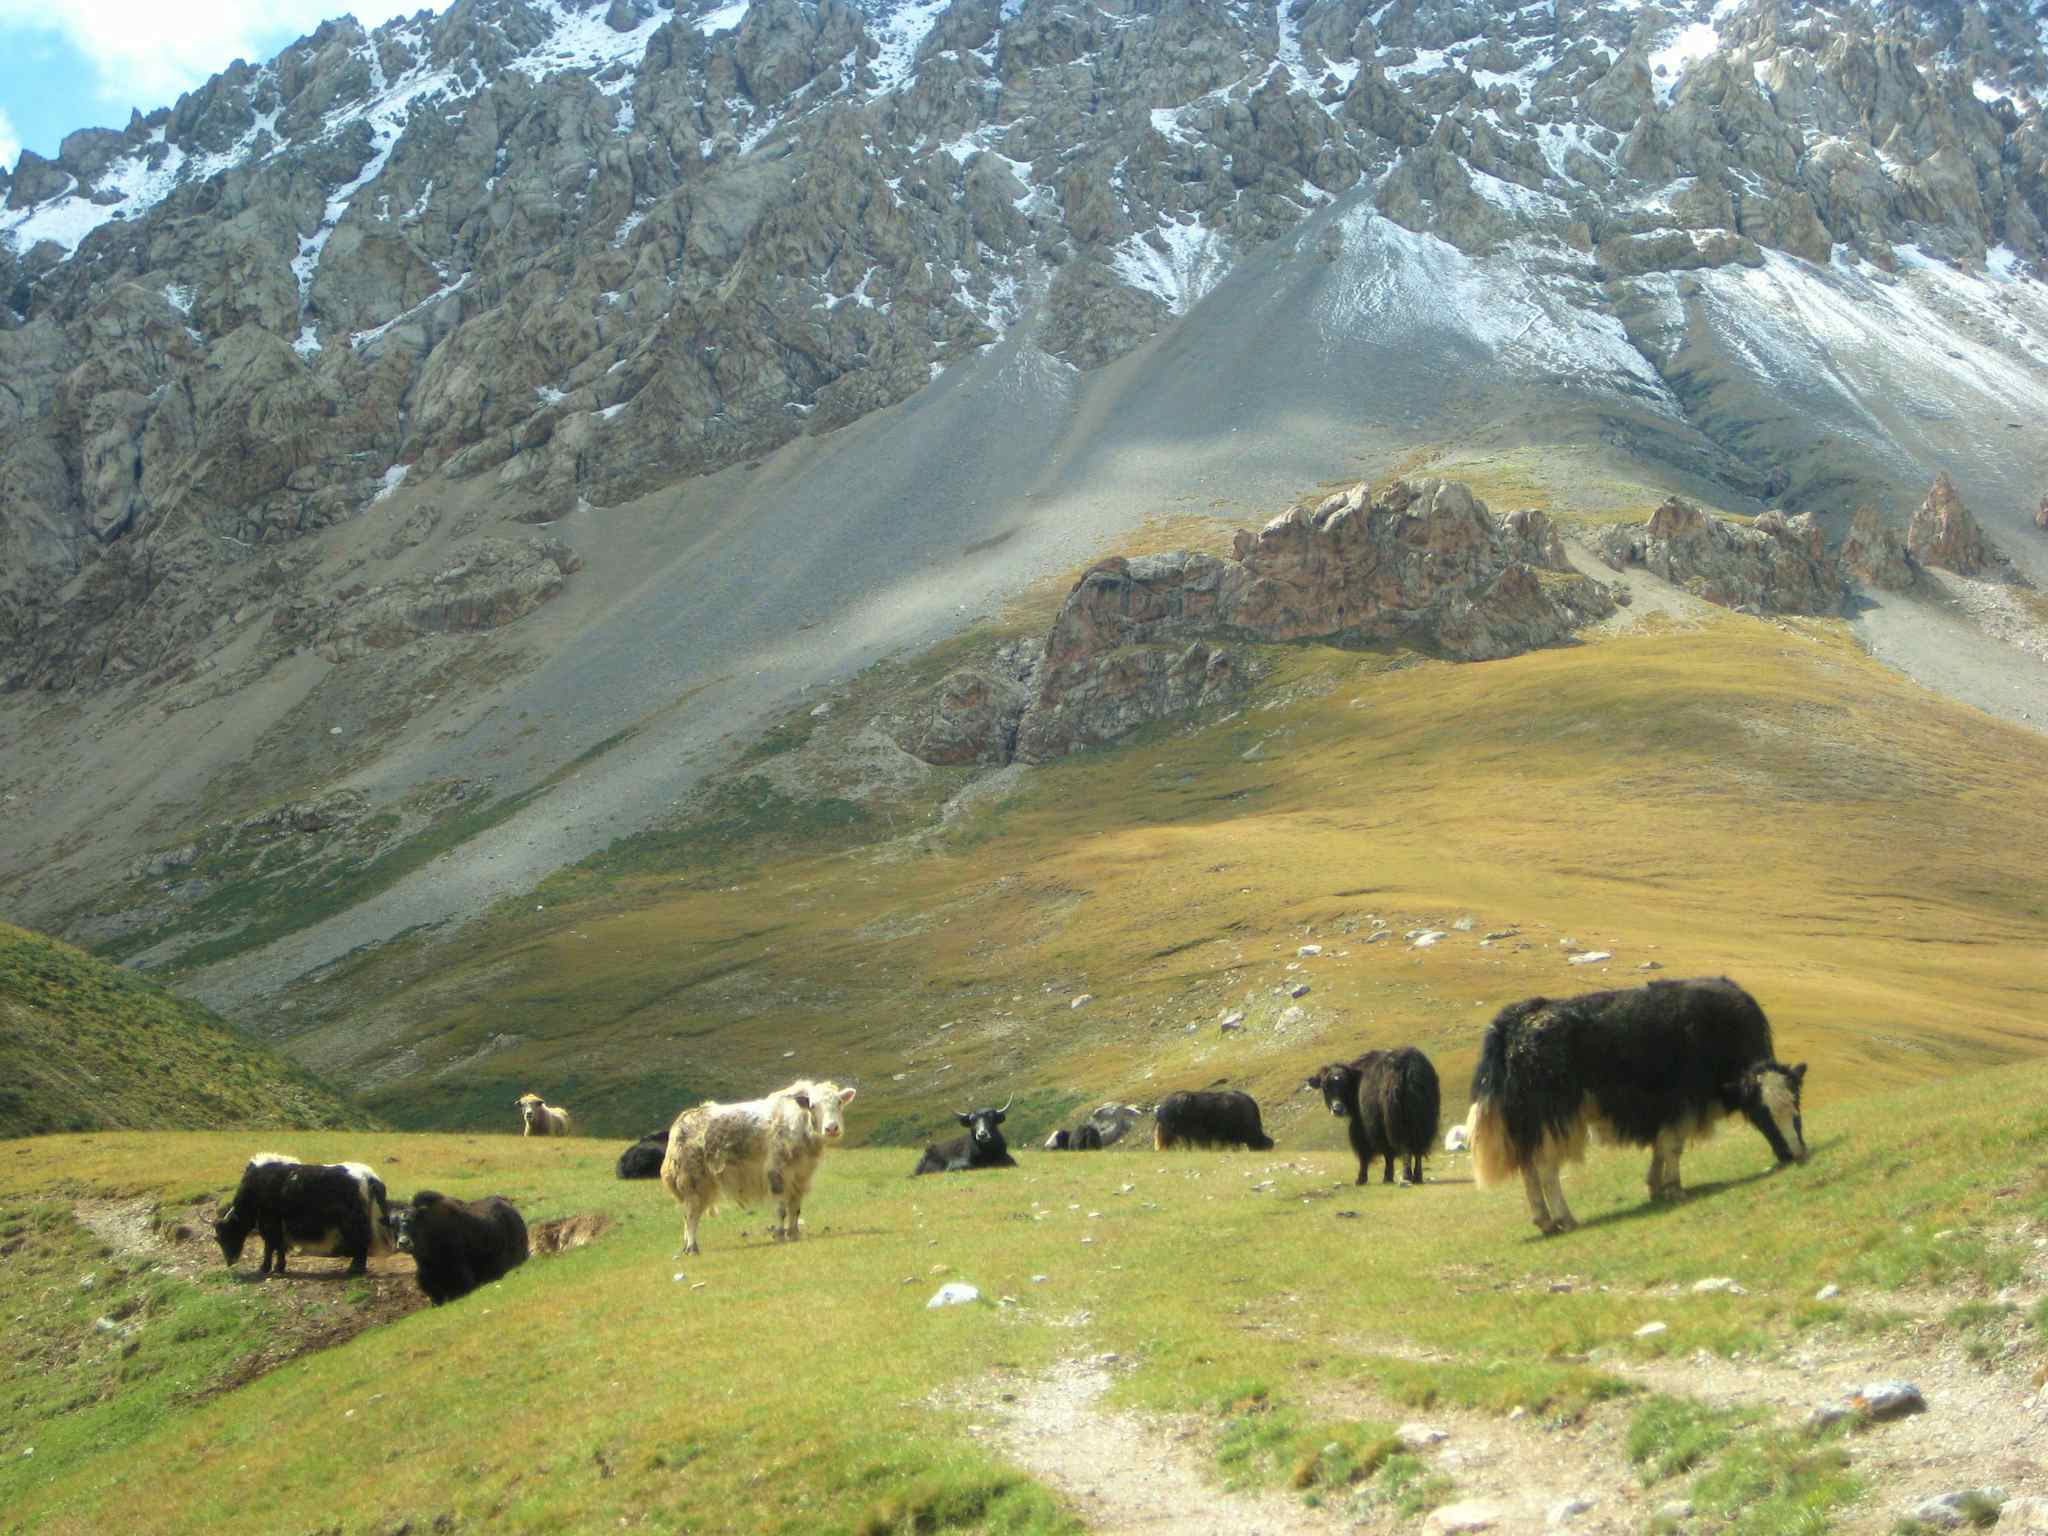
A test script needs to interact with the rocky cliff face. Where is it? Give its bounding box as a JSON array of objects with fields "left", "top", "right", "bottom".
[
  {"left": 911, "top": 477, "right": 1617, "bottom": 762},
  {"left": 1595, "top": 496, "right": 1843, "bottom": 613},
  {"left": 5, "top": 0, "right": 2048, "bottom": 703}
]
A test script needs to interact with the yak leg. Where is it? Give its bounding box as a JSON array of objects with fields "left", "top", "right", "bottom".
[
  {"left": 679, "top": 1197, "right": 702, "bottom": 1257},
  {"left": 1538, "top": 1159, "right": 1578, "bottom": 1233},
  {"left": 1382, "top": 1153, "right": 1397, "bottom": 1184},
  {"left": 1522, "top": 1165, "right": 1559, "bottom": 1235},
  {"left": 1406, "top": 1154, "right": 1424, "bottom": 1185},
  {"left": 1650, "top": 1129, "right": 1686, "bottom": 1200}
]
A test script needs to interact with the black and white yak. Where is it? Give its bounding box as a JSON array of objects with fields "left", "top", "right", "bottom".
[
  {"left": 616, "top": 1128, "right": 670, "bottom": 1179},
  {"left": 389, "top": 1191, "right": 529, "bottom": 1305},
  {"left": 1153, "top": 1089, "right": 1275, "bottom": 1151},
  {"left": 912, "top": 1101, "right": 1017, "bottom": 1175},
  {"left": 1469, "top": 977, "right": 1808, "bottom": 1235},
  {"left": 212, "top": 1154, "right": 396, "bottom": 1276},
  {"left": 1306, "top": 1047, "right": 1441, "bottom": 1185}
]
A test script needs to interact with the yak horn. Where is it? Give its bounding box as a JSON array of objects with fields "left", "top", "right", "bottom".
[{"left": 998, "top": 1096, "right": 1013, "bottom": 1114}]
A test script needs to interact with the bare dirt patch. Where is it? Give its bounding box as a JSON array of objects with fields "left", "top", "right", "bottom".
[
  {"left": 976, "top": 1356, "right": 1343, "bottom": 1536},
  {"left": 73, "top": 1196, "right": 428, "bottom": 1402},
  {"left": 529, "top": 1212, "right": 612, "bottom": 1254}
]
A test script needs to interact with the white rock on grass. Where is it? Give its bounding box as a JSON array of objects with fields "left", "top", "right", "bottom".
[
  {"left": 927, "top": 1282, "right": 981, "bottom": 1308},
  {"left": 1411, "top": 930, "right": 1447, "bottom": 948},
  {"left": 1547, "top": 1498, "right": 1594, "bottom": 1527},
  {"left": 1634, "top": 1321, "right": 1669, "bottom": 1338},
  {"left": 1070, "top": 994, "right": 1093, "bottom": 1009},
  {"left": 1298, "top": 944, "right": 1323, "bottom": 956},
  {"left": 1691, "top": 1277, "right": 1745, "bottom": 1294},
  {"left": 1425, "top": 1500, "right": 1506, "bottom": 1535},
  {"left": 1398, "top": 1422, "right": 1448, "bottom": 1446},
  {"left": 1658, "top": 1500, "right": 1694, "bottom": 1520},
  {"left": 1568, "top": 951, "right": 1613, "bottom": 965},
  {"left": 1815, "top": 1283, "right": 1841, "bottom": 1301}
]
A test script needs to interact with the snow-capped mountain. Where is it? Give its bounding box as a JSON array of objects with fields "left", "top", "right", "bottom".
[{"left": 3, "top": 0, "right": 2048, "bottom": 976}]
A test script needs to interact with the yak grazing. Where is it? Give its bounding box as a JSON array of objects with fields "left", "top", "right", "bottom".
[
  {"left": 213, "top": 1155, "right": 395, "bottom": 1277},
  {"left": 912, "top": 1101, "right": 1016, "bottom": 1175},
  {"left": 1153, "top": 1089, "right": 1274, "bottom": 1151},
  {"left": 1306, "top": 1047, "right": 1441, "bottom": 1185},
  {"left": 1469, "top": 976, "right": 1807, "bottom": 1235}
]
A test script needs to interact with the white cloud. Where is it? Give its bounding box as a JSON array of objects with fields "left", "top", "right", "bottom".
[
  {"left": 0, "top": 1, "right": 448, "bottom": 125},
  {"left": 0, "top": 107, "right": 21, "bottom": 175}
]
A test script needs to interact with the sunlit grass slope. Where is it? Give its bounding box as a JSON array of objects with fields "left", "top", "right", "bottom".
[
  {"left": 5, "top": 1060, "right": 2047, "bottom": 1535},
  {"left": 0, "top": 923, "right": 368, "bottom": 1137},
  {"left": 290, "top": 598, "right": 2048, "bottom": 1144}
]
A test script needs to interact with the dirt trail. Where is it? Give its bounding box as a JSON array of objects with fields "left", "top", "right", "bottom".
[
  {"left": 980, "top": 1357, "right": 1341, "bottom": 1536},
  {"left": 981, "top": 1320, "right": 2047, "bottom": 1536}
]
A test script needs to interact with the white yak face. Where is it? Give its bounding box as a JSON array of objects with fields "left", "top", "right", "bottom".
[
  {"left": 1756, "top": 1063, "right": 1807, "bottom": 1163},
  {"left": 797, "top": 1082, "right": 856, "bottom": 1140}
]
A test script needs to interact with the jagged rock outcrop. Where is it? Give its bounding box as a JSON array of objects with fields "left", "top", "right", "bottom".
[
  {"left": 1596, "top": 498, "right": 1843, "bottom": 615},
  {"left": 1907, "top": 473, "right": 1993, "bottom": 576},
  {"left": 910, "top": 641, "right": 1042, "bottom": 766},
  {"left": 993, "top": 478, "right": 1614, "bottom": 763},
  {"left": 1838, "top": 505, "right": 1919, "bottom": 592}
]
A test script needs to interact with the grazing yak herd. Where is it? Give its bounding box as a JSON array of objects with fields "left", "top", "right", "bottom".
[{"left": 212, "top": 977, "right": 1809, "bottom": 1301}]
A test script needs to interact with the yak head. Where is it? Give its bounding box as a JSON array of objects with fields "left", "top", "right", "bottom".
[
  {"left": 1728, "top": 1061, "right": 1808, "bottom": 1165},
  {"left": 212, "top": 1205, "right": 252, "bottom": 1267},
  {"left": 515, "top": 1093, "right": 546, "bottom": 1131},
  {"left": 790, "top": 1081, "right": 857, "bottom": 1141},
  {"left": 956, "top": 1099, "right": 1011, "bottom": 1149},
  {"left": 1306, "top": 1064, "right": 1360, "bottom": 1120}
]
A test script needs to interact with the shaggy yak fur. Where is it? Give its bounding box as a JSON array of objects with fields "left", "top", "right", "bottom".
[
  {"left": 213, "top": 1155, "right": 395, "bottom": 1276},
  {"left": 912, "top": 1103, "right": 1016, "bottom": 1175},
  {"left": 1153, "top": 1089, "right": 1275, "bottom": 1151},
  {"left": 1469, "top": 976, "right": 1808, "bottom": 1235},
  {"left": 661, "top": 1080, "right": 856, "bottom": 1254},
  {"left": 392, "top": 1191, "right": 529, "bottom": 1305},
  {"left": 1306, "top": 1047, "right": 1442, "bottom": 1185},
  {"left": 615, "top": 1128, "right": 670, "bottom": 1179}
]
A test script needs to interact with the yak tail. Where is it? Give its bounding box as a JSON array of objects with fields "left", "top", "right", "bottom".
[{"left": 1468, "top": 1100, "right": 1520, "bottom": 1187}]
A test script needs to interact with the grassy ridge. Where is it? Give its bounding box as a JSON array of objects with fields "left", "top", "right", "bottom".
[
  {"left": 4, "top": 1059, "right": 2046, "bottom": 1534},
  {"left": 274, "top": 602, "right": 2048, "bottom": 1141},
  {"left": 0, "top": 923, "right": 369, "bottom": 1137}
]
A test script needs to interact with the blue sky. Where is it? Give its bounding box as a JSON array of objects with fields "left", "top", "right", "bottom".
[{"left": 0, "top": 1, "right": 447, "bottom": 174}]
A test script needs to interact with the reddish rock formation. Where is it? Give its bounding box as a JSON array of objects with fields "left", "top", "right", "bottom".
[
  {"left": 1594, "top": 498, "right": 1842, "bottom": 614},
  {"left": 1838, "top": 505, "right": 1918, "bottom": 592},
  {"left": 1907, "top": 473, "right": 1991, "bottom": 576},
  {"left": 1006, "top": 478, "right": 1614, "bottom": 763}
]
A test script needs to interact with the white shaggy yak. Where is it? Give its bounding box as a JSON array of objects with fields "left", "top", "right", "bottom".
[{"left": 661, "top": 1079, "right": 856, "bottom": 1255}]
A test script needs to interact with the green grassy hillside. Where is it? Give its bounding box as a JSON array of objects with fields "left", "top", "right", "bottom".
[
  {"left": 0, "top": 923, "right": 370, "bottom": 1137},
  {"left": 3, "top": 1061, "right": 2044, "bottom": 1535},
  {"left": 270, "top": 577, "right": 2048, "bottom": 1143}
]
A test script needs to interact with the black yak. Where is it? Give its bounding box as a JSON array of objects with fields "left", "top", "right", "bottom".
[
  {"left": 213, "top": 1155, "right": 395, "bottom": 1277},
  {"left": 389, "top": 1191, "right": 529, "bottom": 1305},
  {"left": 1469, "top": 976, "right": 1807, "bottom": 1235},
  {"left": 1153, "top": 1089, "right": 1274, "bottom": 1151},
  {"left": 616, "top": 1128, "right": 669, "bottom": 1179},
  {"left": 1306, "top": 1047, "right": 1441, "bottom": 1185},
  {"left": 912, "top": 1101, "right": 1017, "bottom": 1175}
]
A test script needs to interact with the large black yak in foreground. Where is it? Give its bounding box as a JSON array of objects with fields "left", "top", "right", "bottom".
[
  {"left": 1306, "top": 1047, "right": 1441, "bottom": 1185},
  {"left": 1469, "top": 977, "right": 1807, "bottom": 1235}
]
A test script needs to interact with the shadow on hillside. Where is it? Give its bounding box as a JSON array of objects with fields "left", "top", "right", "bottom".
[{"left": 1533, "top": 1141, "right": 1835, "bottom": 1239}]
